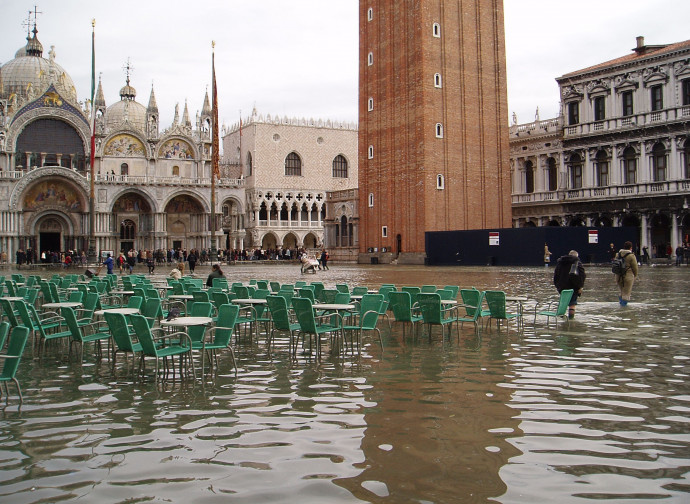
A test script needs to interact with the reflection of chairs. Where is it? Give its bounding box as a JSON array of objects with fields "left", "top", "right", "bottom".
[
  {"left": 130, "top": 314, "right": 194, "bottom": 382},
  {"left": 534, "top": 289, "right": 573, "bottom": 327},
  {"left": 484, "top": 290, "right": 522, "bottom": 331},
  {"left": 417, "top": 293, "right": 457, "bottom": 340},
  {"left": 0, "top": 325, "right": 30, "bottom": 402},
  {"left": 388, "top": 291, "right": 423, "bottom": 338}
]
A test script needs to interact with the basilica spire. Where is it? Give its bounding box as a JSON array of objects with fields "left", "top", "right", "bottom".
[
  {"left": 147, "top": 84, "right": 158, "bottom": 114},
  {"left": 201, "top": 89, "right": 211, "bottom": 116},
  {"left": 94, "top": 75, "right": 106, "bottom": 109},
  {"left": 182, "top": 99, "right": 191, "bottom": 128}
]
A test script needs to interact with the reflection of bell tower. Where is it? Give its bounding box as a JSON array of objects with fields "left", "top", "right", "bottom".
[{"left": 146, "top": 84, "right": 159, "bottom": 139}]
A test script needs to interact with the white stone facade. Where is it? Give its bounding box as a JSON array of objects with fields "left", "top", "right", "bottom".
[
  {"left": 510, "top": 37, "right": 690, "bottom": 258},
  {"left": 222, "top": 111, "right": 358, "bottom": 251}
]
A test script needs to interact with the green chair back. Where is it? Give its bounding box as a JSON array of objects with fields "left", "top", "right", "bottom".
[
  {"left": 104, "top": 311, "right": 138, "bottom": 353},
  {"left": 421, "top": 285, "right": 437, "bottom": 294},
  {"left": 0, "top": 325, "right": 30, "bottom": 399},
  {"left": 389, "top": 291, "right": 417, "bottom": 323},
  {"left": 127, "top": 296, "right": 144, "bottom": 310}
]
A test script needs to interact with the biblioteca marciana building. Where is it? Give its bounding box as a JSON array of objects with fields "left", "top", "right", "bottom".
[
  {"left": 510, "top": 36, "right": 690, "bottom": 257},
  {"left": 0, "top": 20, "right": 358, "bottom": 261}
]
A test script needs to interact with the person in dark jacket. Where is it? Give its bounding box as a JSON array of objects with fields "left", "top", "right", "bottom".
[
  {"left": 188, "top": 249, "right": 197, "bottom": 274},
  {"left": 206, "top": 263, "right": 224, "bottom": 287},
  {"left": 553, "top": 249, "right": 585, "bottom": 319}
]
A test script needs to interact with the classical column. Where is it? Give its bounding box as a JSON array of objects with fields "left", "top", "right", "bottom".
[
  {"left": 25, "top": 152, "right": 31, "bottom": 168},
  {"left": 640, "top": 213, "right": 649, "bottom": 250},
  {"left": 40, "top": 152, "right": 46, "bottom": 167},
  {"left": 671, "top": 212, "right": 679, "bottom": 252}
]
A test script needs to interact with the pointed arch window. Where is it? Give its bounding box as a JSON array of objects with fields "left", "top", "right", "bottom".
[
  {"left": 436, "top": 174, "right": 445, "bottom": 190},
  {"left": 368, "top": 52, "right": 374, "bottom": 66},
  {"left": 435, "top": 123, "right": 443, "bottom": 138},
  {"left": 246, "top": 151, "right": 253, "bottom": 176},
  {"left": 285, "top": 152, "right": 302, "bottom": 176},
  {"left": 332, "top": 155, "right": 348, "bottom": 178}
]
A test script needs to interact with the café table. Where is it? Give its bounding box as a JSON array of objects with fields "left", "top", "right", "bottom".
[
  {"left": 161, "top": 316, "right": 213, "bottom": 328},
  {"left": 505, "top": 296, "right": 528, "bottom": 328},
  {"left": 94, "top": 307, "right": 140, "bottom": 317},
  {"left": 42, "top": 301, "right": 82, "bottom": 310},
  {"left": 1, "top": 297, "right": 24, "bottom": 302}
]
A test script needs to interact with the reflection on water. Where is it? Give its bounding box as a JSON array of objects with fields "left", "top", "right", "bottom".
[{"left": 0, "top": 265, "right": 689, "bottom": 502}]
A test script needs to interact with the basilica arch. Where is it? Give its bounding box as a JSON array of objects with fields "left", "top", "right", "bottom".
[
  {"left": 111, "top": 190, "right": 156, "bottom": 252},
  {"left": 164, "top": 193, "right": 208, "bottom": 251}
]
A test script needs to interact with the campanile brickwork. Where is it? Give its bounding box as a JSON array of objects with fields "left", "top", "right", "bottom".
[{"left": 358, "top": 0, "right": 512, "bottom": 262}]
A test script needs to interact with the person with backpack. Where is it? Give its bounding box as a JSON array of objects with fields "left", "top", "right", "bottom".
[
  {"left": 553, "top": 250, "right": 585, "bottom": 319},
  {"left": 615, "top": 241, "right": 639, "bottom": 306}
]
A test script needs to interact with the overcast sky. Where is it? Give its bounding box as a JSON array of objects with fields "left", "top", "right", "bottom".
[{"left": 2, "top": 0, "right": 690, "bottom": 129}]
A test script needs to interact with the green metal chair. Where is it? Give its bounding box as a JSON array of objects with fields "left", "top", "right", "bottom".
[
  {"left": 421, "top": 285, "right": 437, "bottom": 294},
  {"left": 457, "top": 289, "right": 486, "bottom": 330},
  {"left": 352, "top": 286, "right": 369, "bottom": 296},
  {"left": 484, "top": 290, "right": 522, "bottom": 331},
  {"left": 62, "top": 307, "right": 110, "bottom": 362},
  {"left": 187, "top": 302, "right": 214, "bottom": 351},
  {"left": 201, "top": 303, "right": 239, "bottom": 376},
  {"left": 401, "top": 286, "right": 421, "bottom": 306},
  {"left": 130, "top": 314, "right": 194, "bottom": 382},
  {"left": 443, "top": 285, "right": 459, "bottom": 299},
  {"left": 0, "top": 325, "right": 30, "bottom": 402},
  {"left": 266, "top": 295, "right": 300, "bottom": 357},
  {"left": 417, "top": 293, "right": 457, "bottom": 340},
  {"left": 0, "top": 321, "right": 8, "bottom": 352},
  {"left": 534, "top": 289, "right": 573, "bottom": 327},
  {"left": 342, "top": 299, "right": 383, "bottom": 356},
  {"left": 104, "top": 311, "right": 141, "bottom": 368},
  {"left": 292, "top": 297, "right": 341, "bottom": 359},
  {"left": 142, "top": 298, "right": 164, "bottom": 327},
  {"left": 335, "top": 284, "right": 350, "bottom": 294},
  {"left": 388, "top": 291, "right": 423, "bottom": 338}
]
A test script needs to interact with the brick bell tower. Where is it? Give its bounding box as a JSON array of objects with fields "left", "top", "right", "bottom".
[{"left": 358, "top": 0, "right": 512, "bottom": 264}]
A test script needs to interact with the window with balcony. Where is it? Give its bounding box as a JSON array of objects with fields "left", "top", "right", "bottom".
[
  {"left": 622, "top": 90, "right": 634, "bottom": 117},
  {"left": 172, "top": 165, "right": 180, "bottom": 176},
  {"left": 285, "top": 152, "right": 302, "bottom": 176},
  {"left": 524, "top": 160, "right": 534, "bottom": 193},
  {"left": 568, "top": 154, "right": 582, "bottom": 189},
  {"left": 332, "top": 154, "right": 348, "bottom": 178},
  {"left": 652, "top": 143, "right": 667, "bottom": 181},
  {"left": 650, "top": 85, "right": 663, "bottom": 111},
  {"left": 594, "top": 96, "right": 606, "bottom": 121},
  {"left": 120, "top": 163, "right": 129, "bottom": 176},
  {"left": 623, "top": 147, "right": 637, "bottom": 185},
  {"left": 567, "top": 102, "right": 579, "bottom": 125},
  {"left": 547, "top": 157, "right": 557, "bottom": 191},
  {"left": 595, "top": 150, "right": 609, "bottom": 187}
]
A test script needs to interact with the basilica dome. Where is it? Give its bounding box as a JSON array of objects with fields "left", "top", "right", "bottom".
[
  {"left": 0, "top": 31, "right": 78, "bottom": 103},
  {"left": 104, "top": 78, "right": 147, "bottom": 132}
]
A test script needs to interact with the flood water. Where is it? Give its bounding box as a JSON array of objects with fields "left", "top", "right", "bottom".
[{"left": 1, "top": 264, "right": 689, "bottom": 503}]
